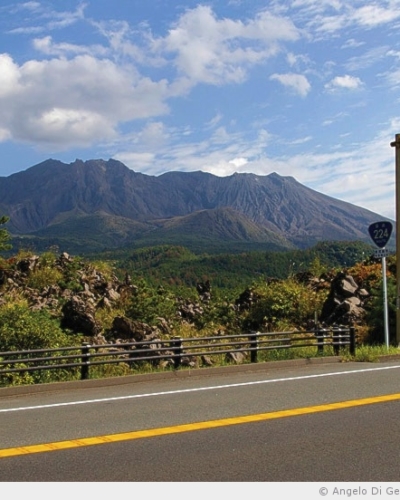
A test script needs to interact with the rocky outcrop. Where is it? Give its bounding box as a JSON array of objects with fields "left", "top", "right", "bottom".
[
  {"left": 320, "top": 272, "right": 369, "bottom": 325},
  {"left": 0, "top": 252, "right": 215, "bottom": 368},
  {"left": 61, "top": 296, "right": 101, "bottom": 336},
  {"left": 0, "top": 252, "right": 132, "bottom": 336},
  {"left": 196, "top": 280, "right": 211, "bottom": 302}
]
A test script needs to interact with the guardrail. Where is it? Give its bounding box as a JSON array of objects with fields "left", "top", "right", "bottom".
[{"left": 0, "top": 326, "right": 355, "bottom": 383}]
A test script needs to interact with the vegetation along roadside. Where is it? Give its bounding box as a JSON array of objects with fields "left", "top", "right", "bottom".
[{"left": 0, "top": 215, "right": 397, "bottom": 387}]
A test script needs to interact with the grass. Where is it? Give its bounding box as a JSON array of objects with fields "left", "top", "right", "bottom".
[{"left": 342, "top": 344, "right": 400, "bottom": 363}]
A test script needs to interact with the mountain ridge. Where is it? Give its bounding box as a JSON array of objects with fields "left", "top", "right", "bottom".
[{"left": 0, "top": 158, "right": 391, "bottom": 254}]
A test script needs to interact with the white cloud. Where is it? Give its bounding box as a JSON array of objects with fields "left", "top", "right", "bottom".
[
  {"left": 206, "top": 113, "right": 223, "bottom": 129},
  {"left": 290, "top": 136, "right": 312, "bottom": 145},
  {"left": 47, "top": 3, "right": 87, "bottom": 30},
  {"left": 0, "top": 53, "right": 169, "bottom": 148},
  {"left": 20, "top": 2, "right": 41, "bottom": 11},
  {"left": 114, "top": 152, "right": 156, "bottom": 170},
  {"left": 0, "top": 128, "right": 11, "bottom": 141},
  {"left": 153, "top": 5, "right": 300, "bottom": 86},
  {"left": 286, "top": 52, "right": 310, "bottom": 68},
  {"left": 270, "top": 72, "right": 311, "bottom": 96},
  {"left": 90, "top": 20, "right": 153, "bottom": 65},
  {"left": 294, "top": 1, "right": 400, "bottom": 38},
  {"left": 33, "top": 35, "right": 108, "bottom": 57},
  {"left": 322, "top": 111, "right": 348, "bottom": 126},
  {"left": 341, "top": 38, "right": 365, "bottom": 49},
  {"left": 7, "top": 2, "right": 87, "bottom": 34},
  {"left": 345, "top": 46, "right": 390, "bottom": 71},
  {"left": 7, "top": 1, "right": 41, "bottom": 14},
  {"left": 325, "top": 74, "right": 363, "bottom": 91},
  {"left": 229, "top": 157, "right": 248, "bottom": 168},
  {"left": 353, "top": 5, "right": 400, "bottom": 27},
  {"left": 25, "top": 108, "right": 115, "bottom": 145},
  {"left": 0, "top": 54, "right": 20, "bottom": 97},
  {"left": 384, "top": 69, "right": 400, "bottom": 88},
  {"left": 135, "top": 122, "right": 170, "bottom": 148},
  {"left": 210, "top": 126, "right": 232, "bottom": 145}
]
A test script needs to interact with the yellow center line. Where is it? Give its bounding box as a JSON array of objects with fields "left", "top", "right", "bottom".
[{"left": 1, "top": 392, "right": 399, "bottom": 459}]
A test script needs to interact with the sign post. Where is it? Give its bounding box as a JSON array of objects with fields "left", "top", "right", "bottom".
[
  {"left": 368, "top": 221, "right": 393, "bottom": 349},
  {"left": 390, "top": 135, "right": 400, "bottom": 346}
]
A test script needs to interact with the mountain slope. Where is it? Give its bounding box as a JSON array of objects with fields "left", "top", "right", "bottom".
[{"left": 0, "top": 158, "right": 391, "bottom": 253}]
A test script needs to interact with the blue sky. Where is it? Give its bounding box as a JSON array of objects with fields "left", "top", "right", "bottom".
[{"left": 0, "top": 1, "right": 399, "bottom": 220}]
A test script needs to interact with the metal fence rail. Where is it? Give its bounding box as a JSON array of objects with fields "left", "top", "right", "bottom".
[{"left": 0, "top": 326, "right": 355, "bottom": 382}]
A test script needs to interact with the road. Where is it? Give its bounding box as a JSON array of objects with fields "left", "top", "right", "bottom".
[{"left": 1, "top": 359, "right": 400, "bottom": 481}]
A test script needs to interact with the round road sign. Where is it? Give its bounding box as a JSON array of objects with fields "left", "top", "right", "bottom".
[{"left": 368, "top": 221, "right": 393, "bottom": 248}]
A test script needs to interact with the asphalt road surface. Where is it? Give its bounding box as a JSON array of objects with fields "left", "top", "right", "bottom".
[{"left": 1, "top": 359, "right": 400, "bottom": 481}]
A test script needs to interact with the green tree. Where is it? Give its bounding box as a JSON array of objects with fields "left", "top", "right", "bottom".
[
  {"left": 0, "top": 215, "right": 11, "bottom": 252},
  {"left": 126, "top": 279, "right": 178, "bottom": 325},
  {"left": 365, "top": 276, "right": 397, "bottom": 345}
]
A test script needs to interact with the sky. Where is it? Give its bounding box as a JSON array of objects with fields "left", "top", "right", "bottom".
[{"left": 0, "top": 1, "right": 399, "bottom": 220}]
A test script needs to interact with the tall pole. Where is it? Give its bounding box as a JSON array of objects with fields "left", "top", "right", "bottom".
[
  {"left": 382, "top": 253, "right": 389, "bottom": 349},
  {"left": 390, "top": 134, "right": 400, "bottom": 346}
]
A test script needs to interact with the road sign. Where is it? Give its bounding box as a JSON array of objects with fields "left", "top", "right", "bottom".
[
  {"left": 368, "top": 221, "right": 393, "bottom": 248},
  {"left": 368, "top": 221, "right": 393, "bottom": 350},
  {"left": 374, "top": 248, "right": 390, "bottom": 259}
]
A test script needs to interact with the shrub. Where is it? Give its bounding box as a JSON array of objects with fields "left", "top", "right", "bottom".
[
  {"left": 0, "top": 303, "right": 75, "bottom": 352},
  {"left": 126, "top": 279, "right": 178, "bottom": 325},
  {"left": 0, "top": 303, "right": 82, "bottom": 386},
  {"left": 242, "top": 278, "right": 328, "bottom": 331},
  {"left": 26, "top": 267, "right": 63, "bottom": 291}
]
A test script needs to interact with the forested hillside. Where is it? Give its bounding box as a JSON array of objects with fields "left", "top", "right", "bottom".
[{"left": 97, "top": 240, "right": 375, "bottom": 293}]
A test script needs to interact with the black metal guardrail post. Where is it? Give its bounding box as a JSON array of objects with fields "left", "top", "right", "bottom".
[
  {"left": 349, "top": 326, "right": 356, "bottom": 356},
  {"left": 316, "top": 328, "right": 325, "bottom": 355},
  {"left": 171, "top": 337, "right": 183, "bottom": 368},
  {"left": 249, "top": 332, "right": 258, "bottom": 363},
  {"left": 332, "top": 326, "right": 340, "bottom": 356},
  {"left": 81, "top": 342, "right": 91, "bottom": 380}
]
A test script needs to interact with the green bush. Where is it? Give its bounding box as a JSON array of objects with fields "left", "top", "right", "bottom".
[
  {"left": 0, "top": 303, "right": 72, "bottom": 352},
  {"left": 0, "top": 303, "right": 82, "bottom": 385},
  {"left": 242, "top": 278, "right": 327, "bottom": 331},
  {"left": 192, "top": 292, "right": 238, "bottom": 332},
  {"left": 126, "top": 279, "right": 178, "bottom": 325}
]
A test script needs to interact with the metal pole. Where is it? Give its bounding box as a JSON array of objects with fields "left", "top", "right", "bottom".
[
  {"left": 81, "top": 342, "right": 91, "bottom": 380},
  {"left": 249, "top": 332, "right": 258, "bottom": 363},
  {"left": 349, "top": 326, "right": 356, "bottom": 356},
  {"left": 382, "top": 254, "right": 389, "bottom": 349},
  {"left": 171, "top": 336, "right": 183, "bottom": 368},
  {"left": 390, "top": 134, "right": 400, "bottom": 346}
]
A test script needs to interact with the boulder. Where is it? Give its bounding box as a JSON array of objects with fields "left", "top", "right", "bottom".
[
  {"left": 111, "top": 316, "right": 158, "bottom": 342},
  {"left": 226, "top": 351, "right": 247, "bottom": 364},
  {"left": 320, "top": 272, "right": 369, "bottom": 325},
  {"left": 61, "top": 295, "right": 101, "bottom": 336}
]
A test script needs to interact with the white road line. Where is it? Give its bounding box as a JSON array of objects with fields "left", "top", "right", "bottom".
[{"left": 1, "top": 364, "right": 400, "bottom": 413}]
